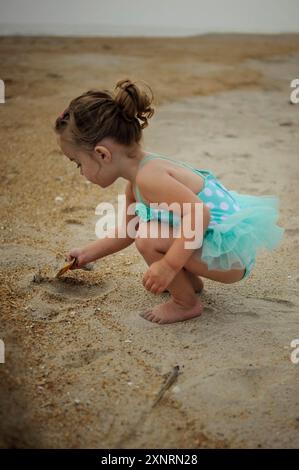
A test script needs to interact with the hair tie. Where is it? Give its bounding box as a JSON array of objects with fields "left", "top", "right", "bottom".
[{"left": 59, "top": 108, "right": 69, "bottom": 119}]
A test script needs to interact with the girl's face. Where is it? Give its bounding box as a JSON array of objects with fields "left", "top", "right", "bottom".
[{"left": 57, "top": 135, "right": 116, "bottom": 187}]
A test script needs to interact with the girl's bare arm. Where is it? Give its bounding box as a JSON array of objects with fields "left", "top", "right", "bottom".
[
  {"left": 136, "top": 166, "right": 210, "bottom": 272},
  {"left": 69, "top": 182, "right": 139, "bottom": 266}
]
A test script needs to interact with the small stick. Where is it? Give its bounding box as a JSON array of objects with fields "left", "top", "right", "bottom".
[
  {"left": 152, "top": 365, "right": 180, "bottom": 408},
  {"left": 114, "top": 365, "right": 182, "bottom": 447},
  {"left": 55, "top": 257, "right": 77, "bottom": 278}
]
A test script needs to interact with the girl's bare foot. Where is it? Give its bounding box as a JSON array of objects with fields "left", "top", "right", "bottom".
[
  {"left": 140, "top": 297, "right": 203, "bottom": 324},
  {"left": 185, "top": 271, "right": 204, "bottom": 293},
  {"left": 163, "top": 272, "right": 204, "bottom": 294}
]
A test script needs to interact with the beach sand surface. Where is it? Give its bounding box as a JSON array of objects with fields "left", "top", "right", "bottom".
[{"left": 0, "top": 34, "right": 298, "bottom": 448}]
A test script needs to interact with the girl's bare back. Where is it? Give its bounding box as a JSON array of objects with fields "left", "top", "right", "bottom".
[{"left": 132, "top": 157, "right": 205, "bottom": 204}]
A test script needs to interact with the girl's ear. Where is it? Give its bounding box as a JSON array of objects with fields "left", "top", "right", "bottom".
[{"left": 94, "top": 145, "right": 112, "bottom": 163}]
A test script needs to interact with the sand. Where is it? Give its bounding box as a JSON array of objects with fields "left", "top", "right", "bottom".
[{"left": 0, "top": 34, "right": 298, "bottom": 449}]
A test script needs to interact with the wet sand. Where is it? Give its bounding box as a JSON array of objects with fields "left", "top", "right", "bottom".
[{"left": 0, "top": 34, "right": 299, "bottom": 448}]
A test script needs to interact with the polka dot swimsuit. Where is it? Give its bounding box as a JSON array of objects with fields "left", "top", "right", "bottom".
[
  {"left": 134, "top": 153, "right": 241, "bottom": 228},
  {"left": 133, "top": 153, "right": 284, "bottom": 280},
  {"left": 135, "top": 154, "right": 262, "bottom": 277},
  {"left": 196, "top": 169, "right": 241, "bottom": 228}
]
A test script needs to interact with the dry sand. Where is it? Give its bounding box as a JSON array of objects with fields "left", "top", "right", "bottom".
[{"left": 0, "top": 34, "right": 299, "bottom": 449}]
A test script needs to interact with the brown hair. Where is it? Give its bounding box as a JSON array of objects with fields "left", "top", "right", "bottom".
[{"left": 54, "top": 78, "right": 155, "bottom": 150}]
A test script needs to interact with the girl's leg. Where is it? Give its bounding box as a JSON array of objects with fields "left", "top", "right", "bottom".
[
  {"left": 136, "top": 220, "right": 204, "bottom": 293},
  {"left": 142, "top": 257, "right": 203, "bottom": 294},
  {"left": 134, "top": 219, "right": 246, "bottom": 324},
  {"left": 135, "top": 242, "right": 203, "bottom": 324},
  {"left": 173, "top": 269, "right": 204, "bottom": 294},
  {"left": 136, "top": 219, "right": 246, "bottom": 285}
]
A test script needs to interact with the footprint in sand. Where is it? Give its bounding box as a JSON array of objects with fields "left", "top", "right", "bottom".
[
  {"left": 24, "top": 292, "right": 107, "bottom": 322},
  {"left": 231, "top": 296, "right": 296, "bottom": 319},
  {"left": 39, "top": 275, "right": 107, "bottom": 301},
  {"left": 258, "top": 297, "right": 295, "bottom": 308},
  {"left": 24, "top": 295, "right": 62, "bottom": 321},
  {"left": 193, "top": 365, "right": 283, "bottom": 404},
  {"left": 59, "top": 347, "right": 113, "bottom": 368}
]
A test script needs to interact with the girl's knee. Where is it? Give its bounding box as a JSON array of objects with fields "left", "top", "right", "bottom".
[
  {"left": 135, "top": 235, "right": 156, "bottom": 254},
  {"left": 135, "top": 220, "right": 174, "bottom": 254}
]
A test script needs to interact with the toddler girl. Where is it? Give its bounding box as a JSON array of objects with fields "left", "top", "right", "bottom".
[{"left": 54, "top": 78, "right": 285, "bottom": 324}]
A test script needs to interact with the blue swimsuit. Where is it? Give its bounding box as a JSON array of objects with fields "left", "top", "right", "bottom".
[{"left": 134, "top": 153, "right": 285, "bottom": 280}]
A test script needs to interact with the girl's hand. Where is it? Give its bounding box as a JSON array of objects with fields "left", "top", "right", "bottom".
[
  {"left": 142, "top": 258, "right": 178, "bottom": 295},
  {"left": 66, "top": 248, "right": 88, "bottom": 269}
]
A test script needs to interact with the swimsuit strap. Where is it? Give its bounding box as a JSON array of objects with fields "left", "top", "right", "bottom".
[
  {"left": 134, "top": 153, "right": 211, "bottom": 205},
  {"left": 139, "top": 152, "right": 209, "bottom": 174},
  {"left": 135, "top": 184, "right": 146, "bottom": 205}
]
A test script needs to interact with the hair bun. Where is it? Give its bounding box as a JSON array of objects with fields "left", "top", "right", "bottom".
[{"left": 114, "top": 78, "right": 155, "bottom": 129}]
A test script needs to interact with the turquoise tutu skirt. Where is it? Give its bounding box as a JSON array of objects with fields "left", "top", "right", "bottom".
[
  {"left": 199, "top": 191, "right": 285, "bottom": 271},
  {"left": 135, "top": 191, "right": 285, "bottom": 273}
]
